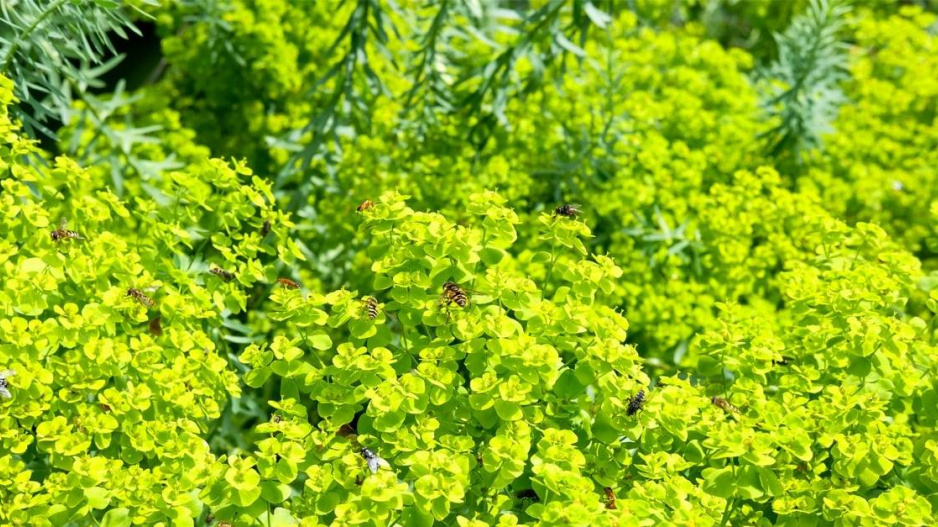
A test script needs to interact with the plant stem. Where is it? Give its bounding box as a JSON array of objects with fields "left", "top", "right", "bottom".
[{"left": 718, "top": 496, "right": 736, "bottom": 527}]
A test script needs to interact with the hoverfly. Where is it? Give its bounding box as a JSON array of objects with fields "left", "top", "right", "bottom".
[
  {"left": 603, "top": 487, "right": 617, "bottom": 510},
  {"left": 357, "top": 200, "right": 375, "bottom": 212},
  {"left": 277, "top": 278, "right": 301, "bottom": 289},
  {"left": 148, "top": 316, "right": 163, "bottom": 336},
  {"left": 441, "top": 281, "right": 469, "bottom": 308},
  {"left": 626, "top": 390, "right": 645, "bottom": 416},
  {"left": 127, "top": 288, "right": 157, "bottom": 308},
  {"left": 0, "top": 369, "right": 14, "bottom": 399},
  {"left": 553, "top": 204, "right": 581, "bottom": 218},
  {"left": 362, "top": 297, "right": 379, "bottom": 320},
  {"left": 711, "top": 396, "right": 740, "bottom": 414},
  {"left": 51, "top": 218, "right": 84, "bottom": 241},
  {"left": 209, "top": 267, "right": 236, "bottom": 282},
  {"left": 261, "top": 219, "right": 272, "bottom": 237},
  {"left": 360, "top": 447, "right": 390, "bottom": 474}
]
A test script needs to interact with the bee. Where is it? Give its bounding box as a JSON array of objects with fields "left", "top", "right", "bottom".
[
  {"left": 553, "top": 204, "right": 581, "bottom": 218},
  {"left": 711, "top": 396, "right": 740, "bottom": 414},
  {"left": 261, "top": 219, "right": 272, "bottom": 237},
  {"left": 51, "top": 218, "right": 84, "bottom": 241},
  {"left": 209, "top": 267, "right": 236, "bottom": 282},
  {"left": 441, "top": 281, "right": 469, "bottom": 308},
  {"left": 277, "top": 278, "right": 301, "bottom": 289},
  {"left": 360, "top": 447, "right": 390, "bottom": 474},
  {"left": 0, "top": 369, "right": 14, "bottom": 399},
  {"left": 603, "top": 487, "right": 617, "bottom": 510},
  {"left": 626, "top": 390, "right": 645, "bottom": 416},
  {"left": 148, "top": 316, "right": 163, "bottom": 336},
  {"left": 127, "top": 288, "right": 156, "bottom": 308},
  {"left": 362, "top": 297, "right": 379, "bottom": 320},
  {"left": 357, "top": 200, "right": 375, "bottom": 212}
]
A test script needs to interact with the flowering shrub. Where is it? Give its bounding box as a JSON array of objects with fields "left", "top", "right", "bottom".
[{"left": 3, "top": 1, "right": 938, "bottom": 526}]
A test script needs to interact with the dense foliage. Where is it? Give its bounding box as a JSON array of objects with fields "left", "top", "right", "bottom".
[{"left": 2, "top": 1, "right": 938, "bottom": 526}]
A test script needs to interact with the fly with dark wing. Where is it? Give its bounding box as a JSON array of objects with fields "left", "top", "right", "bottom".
[
  {"left": 553, "top": 204, "right": 581, "bottom": 218},
  {"left": 627, "top": 390, "right": 646, "bottom": 416}
]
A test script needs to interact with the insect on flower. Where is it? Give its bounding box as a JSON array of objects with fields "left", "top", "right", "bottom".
[
  {"left": 626, "top": 390, "right": 645, "bottom": 416},
  {"left": 362, "top": 297, "right": 379, "bottom": 320},
  {"left": 553, "top": 204, "right": 581, "bottom": 218},
  {"left": 603, "top": 487, "right": 617, "bottom": 510},
  {"left": 711, "top": 396, "right": 739, "bottom": 414},
  {"left": 360, "top": 447, "right": 390, "bottom": 474},
  {"left": 357, "top": 200, "right": 375, "bottom": 212},
  {"left": 0, "top": 369, "right": 14, "bottom": 399},
  {"left": 441, "top": 281, "right": 469, "bottom": 308},
  {"left": 261, "top": 219, "right": 271, "bottom": 237},
  {"left": 148, "top": 316, "right": 163, "bottom": 336},
  {"left": 277, "top": 278, "right": 301, "bottom": 289},
  {"left": 127, "top": 288, "right": 156, "bottom": 308},
  {"left": 51, "top": 218, "right": 84, "bottom": 241},
  {"left": 209, "top": 267, "right": 236, "bottom": 282}
]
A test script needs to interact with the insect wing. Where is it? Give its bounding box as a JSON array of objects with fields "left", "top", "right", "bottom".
[
  {"left": 0, "top": 385, "right": 10, "bottom": 399},
  {"left": 367, "top": 456, "right": 390, "bottom": 473},
  {"left": 0, "top": 369, "right": 14, "bottom": 380}
]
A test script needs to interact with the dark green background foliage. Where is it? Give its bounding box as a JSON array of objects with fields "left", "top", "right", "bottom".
[{"left": 2, "top": 0, "right": 938, "bottom": 526}]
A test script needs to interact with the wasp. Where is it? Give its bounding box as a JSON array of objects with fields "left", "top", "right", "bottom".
[
  {"left": 362, "top": 297, "right": 379, "bottom": 320},
  {"left": 357, "top": 200, "right": 375, "bottom": 212},
  {"left": 626, "top": 390, "right": 645, "bottom": 416},
  {"left": 441, "top": 281, "right": 469, "bottom": 308},
  {"left": 261, "top": 219, "right": 272, "bottom": 237},
  {"left": 209, "top": 267, "right": 236, "bottom": 282},
  {"left": 360, "top": 447, "right": 390, "bottom": 474},
  {"left": 277, "top": 278, "right": 301, "bottom": 289},
  {"left": 127, "top": 288, "right": 156, "bottom": 308},
  {"left": 51, "top": 218, "right": 84, "bottom": 241},
  {"left": 711, "top": 396, "right": 739, "bottom": 414},
  {"left": 553, "top": 204, "right": 581, "bottom": 218},
  {"left": 0, "top": 369, "right": 14, "bottom": 399},
  {"left": 603, "top": 487, "right": 617, "bottom": 510},
  {"left": 148, "top": 316, "right": 163, "bottom": 336}
]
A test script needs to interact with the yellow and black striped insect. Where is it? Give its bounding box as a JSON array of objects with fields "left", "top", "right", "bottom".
[
  {"left": 603, "top": 487, "right": 617, "bottom": 510},
  {"left": 362, "top": 297, "right": 379, "bottom": 320},
  {"left": 209, "top": 267, "right": 236, "bottom": 282},
  {"left": 553, "top": 204, "right": 581, "bottom": 218},
  {"left": 260, "top": 219, "right": 271, "bottom": 237},
  {"left": 277, "top": 278, "right": 301, "bottom": 289},
  {"left": 127, "top": 288, "right": 156, "bottom": 308},
  {"left": 711, "top": 396, "right": 739, "bottom": 414},
  {"left": 626, "top": 390, "right": 645, "bottom": 416},
  {"left": 51, "top": 218, "right": 84, "bottom": 241},
  {"left": 441, "top": 281, "right": 469, "bottom": 308},
  {"left": 357, "top": 200, "right": 375, "bottom": 212}
]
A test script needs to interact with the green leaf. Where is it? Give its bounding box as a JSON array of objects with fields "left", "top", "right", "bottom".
[
  {"left": 100, "top": 508, "right": 131, "bottom": 527},
  {"left": 702, "top": 466, "right": 736, "bottom": 498}
]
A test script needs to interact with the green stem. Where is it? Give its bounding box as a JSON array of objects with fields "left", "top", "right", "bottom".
[
  {"left": 718, "top": 496, "right": 736, "bottom": 527},
  {"left": 0, "top": 0, "right": 69, "bottom": 72}
]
